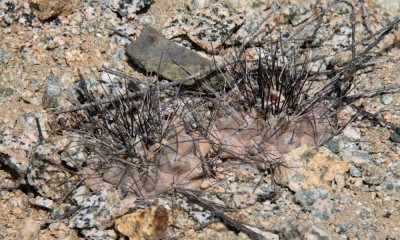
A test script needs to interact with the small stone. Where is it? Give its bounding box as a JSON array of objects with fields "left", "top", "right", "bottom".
[
  {"left": 48, "top": 222, "right": 77, "bottom": 239},
  {"left": 294, "top": 187, "right": 328, "bottom": 207},
  {"left": 381, "top": 94, "right": 393, "bottom": 105},
  {"left": 200, "top": 179, "right": 215, "bottom": 189},
  {"left": 350, "top": 165, "right": 362, "bottom": 177},
  {"left": 191, "top": 211, "right": 212, "bottom": 224},
  {"left": 279, "top": 219, "right": 332, "bottom": 240},
  {"left": 17, "top": 217, "right": 41, "bottom": 239},
  {"left": 84, "top": 7, "right": 97, "bottom": 21},
  {"left": 341, "top": 149, "right": 376, "bottom": 166},
  {"left": 12, "top": 206, "right": 22, "bottom": 214},
  {"left": 232, "top": 193, "right": 257, "bottom": 208},
  {"left": 334, "top": 174, "right": 346, "bottom": 190},
  {"left": 324, "top": 136, "right": 348, "bottom": 154},
  {"left": 115, "top": 206, "right": 169, "bottom": 240},
  {"left": 72, "top": 186, "right": 89, "bottom": 206},
  {"left": 343, "top": 126, "right": 361, "bottom": 140},
  {"left": 31, "top": 196, "right": 54, "bottom": 209},
  {"left": 42, "top": 71, "right": 61, "bottom": 109},
  {"left": 363, "top": 176, "right": 385, "bottom": 186},
  {"left": 0, "top": 87, "right": 13, "bottom": 102},
  {"left": 346, "top": 177, "right": 363, "bottom": 189},
  {"left": 389, "top": 132, "right": 400, "bottom": 143},
  {"left": 188, "top": 0, "right": 209, "bottom": 10},
  {"left": 117, "top": 0, "right": 154, "bottom": 18},
  {"left": 81, "top": 228, "right": 109, "bottom": 239},
  {"left": 0, "top": 50, "right": 12, "bottom": 66},
  {"left": 60, "top": 137, "right": 88, "bottom": 168},
  {"left": 138, "top": 14, "right": 155, "bottom": 26}
]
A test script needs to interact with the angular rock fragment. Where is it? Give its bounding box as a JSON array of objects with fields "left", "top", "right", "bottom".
[
  {"left": 115, "top": 206, "right": 169, "bottom": 240},
  {"left": 118, "top": 0, "right": 154, "bottom": 17},
  {"left": 42, "top": 71, "right": 61, "bottom": 109},
  {"left": 73, "top": 187, "right": 137, "bottom": 229},
  {"left": 27, "top": 142, "right": 79, "bottom": 201},
  {"left": 126, "top": 27, "right": 228, "bottom": 87}
]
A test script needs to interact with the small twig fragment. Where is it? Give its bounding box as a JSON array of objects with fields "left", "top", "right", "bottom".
[{"left": 176, "top": 188, "right": 272, "bottom": 240}]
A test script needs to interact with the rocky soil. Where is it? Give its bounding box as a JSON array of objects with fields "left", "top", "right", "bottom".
[{"left": 0, "top": 0, "right": 400, "bottom": 239}]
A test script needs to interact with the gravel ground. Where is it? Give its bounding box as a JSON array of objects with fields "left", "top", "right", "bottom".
[{"left": 0, "top": 0, "right": 400, "bottom": 239}]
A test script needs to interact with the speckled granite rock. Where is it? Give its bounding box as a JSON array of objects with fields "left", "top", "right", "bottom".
[
  {"left": 27, "top": 141, "right": 79, "bottom": 201},
  {"left": 126, "top": 27, "right": 228, "bottom": 87},
  {"left": 162, "top": 3, "right": 243, "bottom": 54},
  {"left": 30, "top": 0, "right": 82, "bottom": 21},
  {"left": 294, "top": 187, "right": 329, "bottom": 207},
  {"left": 106, "top": 0, "right": 154, "bottom": 19},
  {"left": 59, "top": 137, "right": 88, "bottom": 169},
  {"left": 73, "top": 187, "right": 137, "bottom": 229}
]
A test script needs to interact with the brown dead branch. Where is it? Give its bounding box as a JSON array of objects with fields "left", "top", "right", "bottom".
[{"left": 176, "top": 188, "right": 277, "bottom": 240}]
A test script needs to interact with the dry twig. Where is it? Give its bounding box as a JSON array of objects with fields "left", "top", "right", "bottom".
[{"left": 176, "top": 188, "right": 277, "bottom": 240}]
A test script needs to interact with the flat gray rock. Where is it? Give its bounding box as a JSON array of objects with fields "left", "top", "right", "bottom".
[{"left": 126, "top": 27, "right": 226, "bottom": 87}]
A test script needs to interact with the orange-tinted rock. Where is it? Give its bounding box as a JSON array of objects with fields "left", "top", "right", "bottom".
[{"left": 115, "top": 206, "right": 169, "bottom": 240}]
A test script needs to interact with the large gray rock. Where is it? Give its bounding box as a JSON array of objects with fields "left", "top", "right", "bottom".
[{"left": 126, "top": 27, "right": 227, "bottom": 87}]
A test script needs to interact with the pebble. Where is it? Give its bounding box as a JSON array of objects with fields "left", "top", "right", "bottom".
[
  {"left": 343, "top": 126, "right": 361, "bottom": 140},
  {"left": 30, "top": 196, "right": 54, "bottom": 209},
  {"left": 350, "top": 165, "right": 362, "bottom": 177},
  {"left": 191, "top": 211, "right": 212, "bottom": 224},
  {"left": 60, "top": 137, "right": 88, "bottom": 168},
  {"left": 380, "top": 94, "right": 393, "bottom": 105},
  {"left": 0, "top": 50, "right": 12, "bottom": 65},
  {"left": 84, "top": 7, "right": 97, "bottom": 21},
  {"left": 389, "top": 132, "right": 400, "bottom": 143},
  {"left": 294, "top": 187, "right": 329, "bottom": 207},
  {"left": 341, "top": 149, "right": 376, "bottom": 166},
  {"left": 42, "top": 71, "right": 61, "bottom": 109},
  {"left": 279, "top": 219, "right": 332, "bottom": 239},
  {"left": 138, "top": 14, "right": 155, "bottom": 26},
  {"left": 81, "top": 228, "right": 115, "bottom": 239},
  {"left": 12, "top": 206, "right": 22, "bottom": 214},
  {"left": 116, "top": 0, "right": 154, "bottom": 18},
  {"left": 18, "top": 217, "right": 41, "bottom": 239}
]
